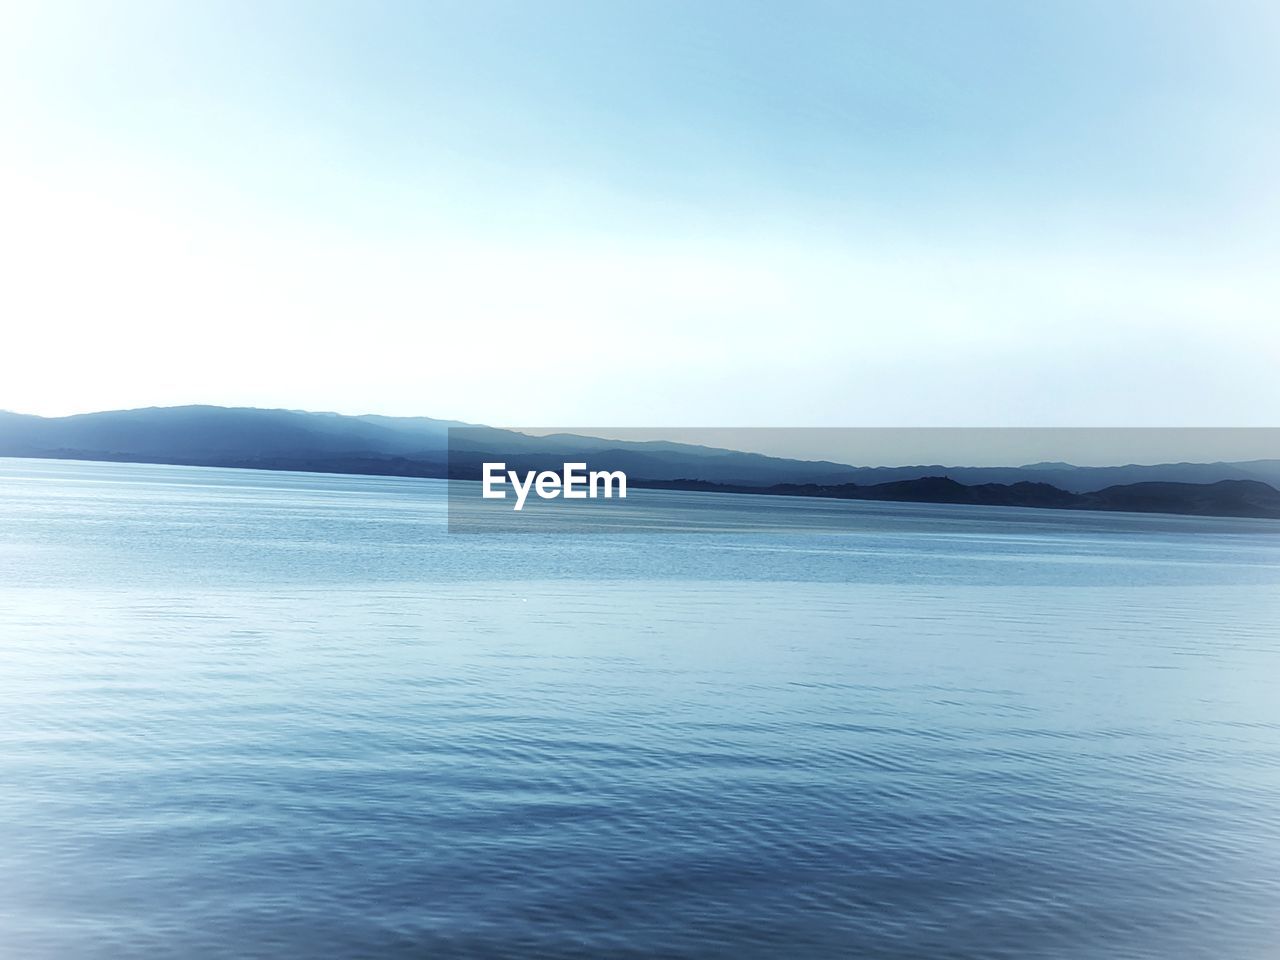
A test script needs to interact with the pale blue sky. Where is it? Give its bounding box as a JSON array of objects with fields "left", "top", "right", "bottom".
[{"left": 2, "top": 1, "right": 1277, "bottom": 426}]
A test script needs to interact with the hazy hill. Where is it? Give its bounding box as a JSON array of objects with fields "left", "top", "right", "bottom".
[
  {"left": 640, "top": 476, "right": 1280, "bottom": 520},
  {"left": 0, "top": 407, "right": 870, "bottom": 485},
  {"left": 0, "top": 406, "right": 465, "bottom": 463},
  {"left": 2, "top": 407, "right": 1278, "bottom": 513}
]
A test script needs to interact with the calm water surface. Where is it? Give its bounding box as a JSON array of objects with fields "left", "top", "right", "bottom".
[{"left": 1, "top": 458, "right": 1279, "bottom": 958}]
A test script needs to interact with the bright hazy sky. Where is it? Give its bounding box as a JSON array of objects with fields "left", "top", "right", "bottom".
[{"left": 2, "top": 1, "right": 1277, "bottom": 427}]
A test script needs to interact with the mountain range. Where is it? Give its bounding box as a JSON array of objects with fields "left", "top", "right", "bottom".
[{"left": 2, "top": 406, "right": 1278, "bottom": 519}]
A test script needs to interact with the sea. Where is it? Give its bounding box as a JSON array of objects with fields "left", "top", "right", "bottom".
[{"left": 2, "top": 457, "right": 1278, "bottom": 959}]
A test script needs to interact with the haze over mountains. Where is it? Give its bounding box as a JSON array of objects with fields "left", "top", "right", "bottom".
[{"left": 2, "top": 406, "right": 1279, "bottom": 519}]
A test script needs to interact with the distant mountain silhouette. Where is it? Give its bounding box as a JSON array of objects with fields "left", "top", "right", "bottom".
[
  {"left": 779, "top": 460, "right": 1280, "bottom": 493},
  {"left": 640, "top": 476, "right": 1280, "bottom": 519},
  {"left": 0, "top": 406, "right": 465, "bottom": 467},
  {"left": 0, "top": 406, "right": 875, "bottom": 485},
  {"left": 2, "top": 406, "right": 1278, "bottom": 519}
]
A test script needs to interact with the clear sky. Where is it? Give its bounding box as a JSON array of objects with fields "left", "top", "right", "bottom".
[{"left": 2, "top": 1, "right": 1277, "bottom": 429}]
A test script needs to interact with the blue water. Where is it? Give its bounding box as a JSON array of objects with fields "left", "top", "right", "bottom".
[{"left": 2, "top": 458, "right": 1279, "bottom": 959}]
